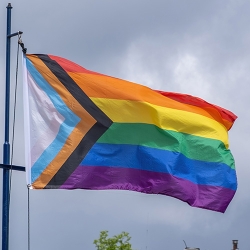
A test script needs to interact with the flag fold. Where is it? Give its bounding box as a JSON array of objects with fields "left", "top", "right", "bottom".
[{"left": 23, "top": 54, "right": 237, "bottom": 213}]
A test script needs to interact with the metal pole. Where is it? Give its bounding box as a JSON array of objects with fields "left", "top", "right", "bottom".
[{"left": 2, "top": 3, "right": 12, "bottom": 250}]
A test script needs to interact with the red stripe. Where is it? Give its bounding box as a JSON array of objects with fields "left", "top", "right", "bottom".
[
  {"left": 48, "top": 55, "right": 102, "bottom": 76},
  {"left": 156, "top": 91, "right": 237, "bottom": 129},
  {"left": 46, "top": 54, "right": 237, "bottom": 130}
]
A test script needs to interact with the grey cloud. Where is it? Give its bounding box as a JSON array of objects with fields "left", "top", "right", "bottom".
[{"left": 0, "top": 1, "right": 249, "bottom": 250}]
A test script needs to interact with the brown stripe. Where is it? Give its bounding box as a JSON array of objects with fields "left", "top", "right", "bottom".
[{"left": 27, "top": 55, "right": 97, "bottom": 188}]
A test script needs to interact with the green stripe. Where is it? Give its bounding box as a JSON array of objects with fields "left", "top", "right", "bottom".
[{"left": 97, "top": 123, "right": 235, "bottom": 169}]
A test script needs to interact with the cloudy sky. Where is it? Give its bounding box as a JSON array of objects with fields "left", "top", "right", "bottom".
[{"left": 0, "top": 1, "right": 249, "bottom": 249}]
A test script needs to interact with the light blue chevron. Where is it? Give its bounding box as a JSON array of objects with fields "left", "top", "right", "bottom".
[{"left": 26, "top": 58, "right": 80, "bottom": 183}]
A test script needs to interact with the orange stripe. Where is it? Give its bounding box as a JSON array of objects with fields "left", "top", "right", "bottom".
[
  {"left": 68, "top": 72, "right": 230, "bottom": 130},
  {"left": 27, "top": 55, "right": 96, "bottom": 188},
  {"left": 34, "top": 54, "right": 235, "bottom": 130},
  {"left": 43, "top": 53, "right": 236, "bottom": 130}
]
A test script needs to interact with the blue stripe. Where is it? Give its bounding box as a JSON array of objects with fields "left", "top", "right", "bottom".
[
  {"left": 26, "top": 58, "right": 80, "bottom": 183},
  {"left": 80, "top": 143, "right": 237, "bottom": 190}
]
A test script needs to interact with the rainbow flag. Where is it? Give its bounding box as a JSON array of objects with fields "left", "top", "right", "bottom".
[{"left": 23, "top": 54, "right": 237, "bottom": 212}]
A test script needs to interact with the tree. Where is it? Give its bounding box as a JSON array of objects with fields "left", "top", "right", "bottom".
[{"left": 93, "top": 231, "right": 133, "bottom": 250}]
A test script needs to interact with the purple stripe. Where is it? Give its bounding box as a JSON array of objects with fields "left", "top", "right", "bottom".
[{"left": 61, "top": 166, "right": 235, "bottom": 213}]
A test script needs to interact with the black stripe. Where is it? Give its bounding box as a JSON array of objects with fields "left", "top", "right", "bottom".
[
  {"left": 37, "top": 54, "right": 113, "bottom": 188},
  {"left": 38, "top": 54, "right": 112, "bottom": 128},
  {"left": 45, "top": 123, "right": 108, "bottom": 189}
]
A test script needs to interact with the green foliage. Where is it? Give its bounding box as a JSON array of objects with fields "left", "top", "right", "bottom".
[{"left": 93, "top": 231, "right": 133, "bottom": 250}]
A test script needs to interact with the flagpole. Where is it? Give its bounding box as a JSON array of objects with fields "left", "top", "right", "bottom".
[
  {"left": 2, "top": 3, "right": 12, "bottom": 249},
  {"left": 2, "top": 3, "right": 24, "bottom": 250}
]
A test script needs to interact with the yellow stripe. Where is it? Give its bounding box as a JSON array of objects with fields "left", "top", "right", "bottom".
[{"left": 91, "top": 98, "right": 229, "bottom": 148}]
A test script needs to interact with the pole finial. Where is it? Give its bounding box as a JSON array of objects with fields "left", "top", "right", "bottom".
[{"left": 7, "top": 3, "right": 12, "bottom": 8}]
